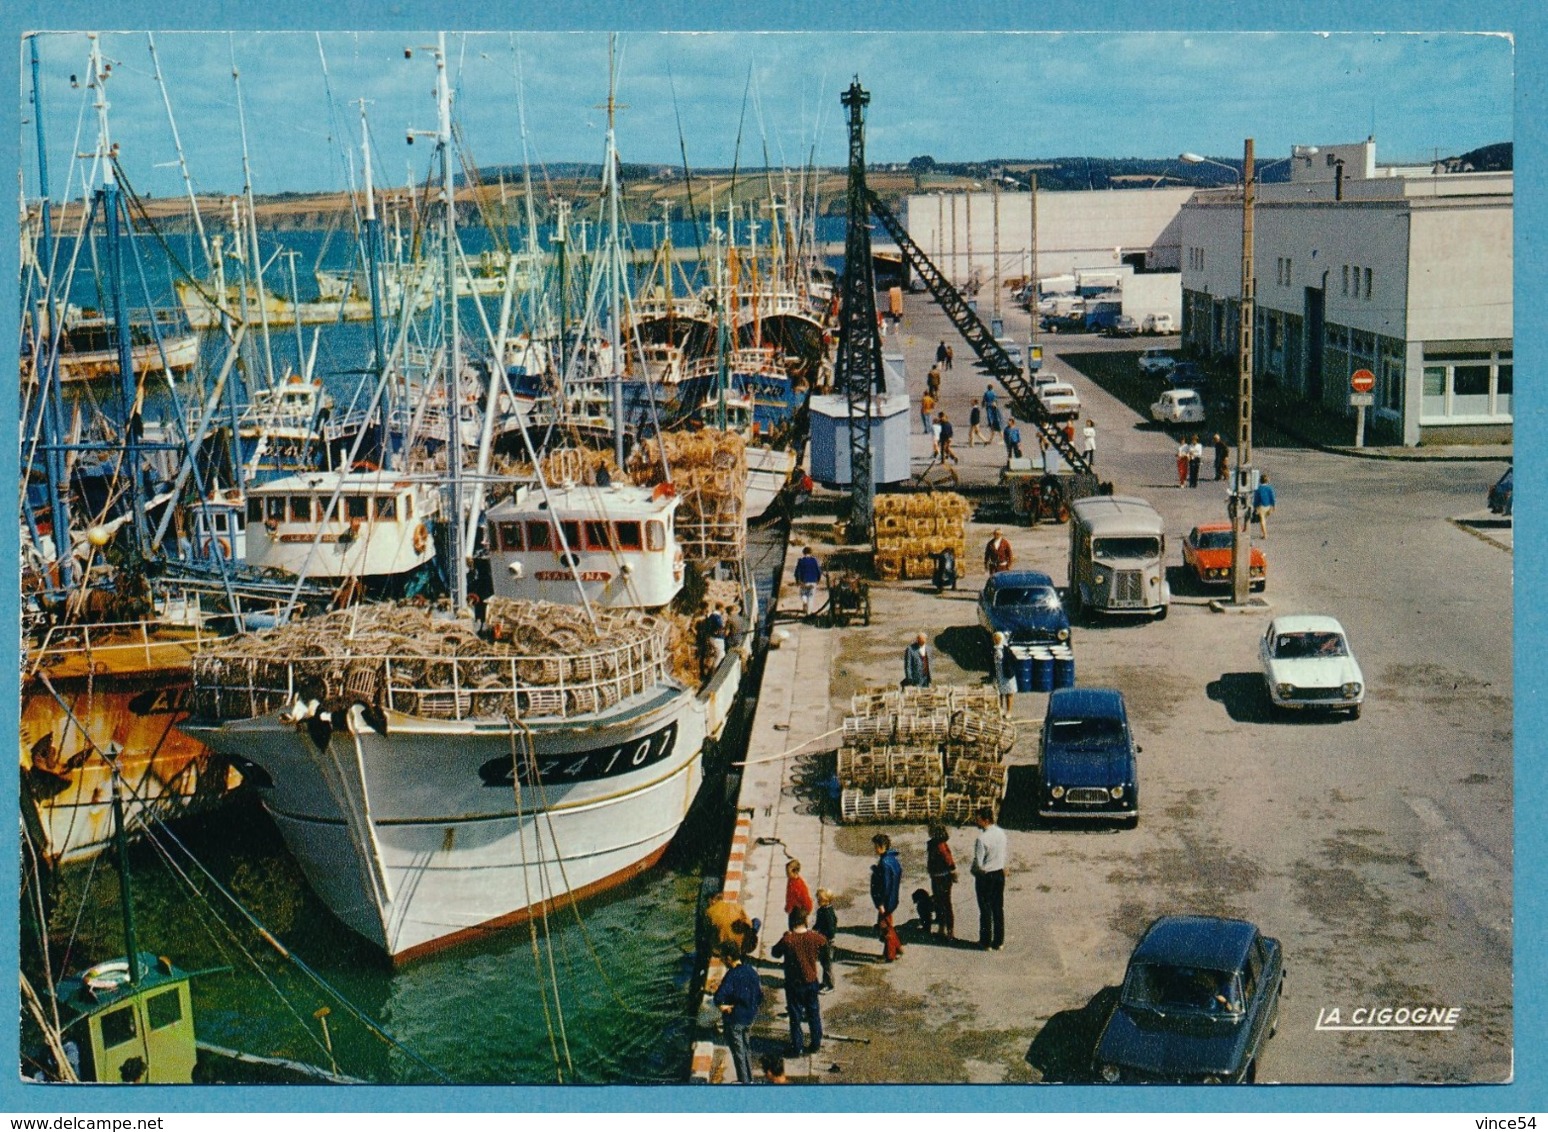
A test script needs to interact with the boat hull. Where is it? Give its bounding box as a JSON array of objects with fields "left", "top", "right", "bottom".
[{"left": 185, "top": 654, "right": 743, "bottom": 960}]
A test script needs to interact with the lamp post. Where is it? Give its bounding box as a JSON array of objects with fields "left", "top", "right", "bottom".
[{"left": 1180, "top": 143, "right": 1255, "bottom": 605}]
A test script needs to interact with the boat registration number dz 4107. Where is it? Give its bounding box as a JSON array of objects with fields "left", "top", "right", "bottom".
[{"left": 477, "top": 721, "right": 679, "bottom": 787}]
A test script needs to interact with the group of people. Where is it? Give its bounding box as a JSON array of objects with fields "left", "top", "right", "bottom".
[
  {"left": 709, "top": 810, "right": 1011, "bottom": 1083},
  {"left": 698, "top": 601, "right": 744, "bottom": 675},
  {"left": 1170, "top": 434, "right": 1278, "bottom": 536}
]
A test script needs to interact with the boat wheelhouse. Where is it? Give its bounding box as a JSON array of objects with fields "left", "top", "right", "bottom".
[
  {"left": 243, "top": 470, "right": 439, "bottom": 581},
  {"left": 486, "top": 482, "right": 684, "bottom": 609}
]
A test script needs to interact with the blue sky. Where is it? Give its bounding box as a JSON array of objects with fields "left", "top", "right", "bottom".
[{"left": 21, "top": 30, "right": 1513, "bottom": 199}]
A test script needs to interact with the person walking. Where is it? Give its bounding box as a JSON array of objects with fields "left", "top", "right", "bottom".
[
  {"left": 793, "top": 547, "right": 822, "bottom": 619},
  {"left": 991, "top": 630, "right": 1017, "bottom": 717},
  {"left": 1004, "top": 418, "right": 1023, "bottom": 460},
  {"left": 814, "top": 889, "right": 838, "bottom": 991},
  {"left": 944, "top": 344, "right": 954, "bottom": 370},
  {"left": 926, "top": 823, "right": 958, "bottom": 940},
  {"left": 1212, "top": 433, "right": 1230, "bottom": 481},
  {"left": 903, "top": 632, "right": 933, "bottom": 688},
  {"left": 1188, "top": 435, "right": 1204, "bottom": 489},
  {"left": 770, "top": 907, "right": 827, "bottom": 1056},
  {"left": 937, "top": 412, "right": 959, "bottom": 464},
  {"left": 1082, "top": 418, "right": 1097, "bottom": 464},
  {"left": 936, "top": 339, "right": 949, "bottom": 368},
  {"left": 920, "top": 389, "right": 938, "bottom": 436},
  {"left": 870, "top": 834, "right": 904, "bottom": 962},
  {"left": 712, "top": 945, "right": 764, "bottom": 1083},
  {"left": 1176, "top": 438, "right": 1190, "bottom": 488},
  {"left": 926, "top": 364, "right": 942, "bottom": 398},
  {"left": 984, "top": 529, "right": 1013, "bottom": 576},
  {"left": 784, "top": 859, "right": 814, "bottom": 923},
  {"left": 968, "top": 400, "right": 986, "bottom": 446},
  {"left": 971, "top": 806, "right": 1008, "bottom": 950},
  {"left": 1254, "top": 473, "right": 1276, "bottom": 538}
]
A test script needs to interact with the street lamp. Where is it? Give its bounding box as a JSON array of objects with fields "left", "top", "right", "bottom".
[{"left": 1180, "top": 143, "right": 1257, "bottom": 605}]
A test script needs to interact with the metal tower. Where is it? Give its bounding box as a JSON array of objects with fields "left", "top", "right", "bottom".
[{"left": 834, "top": 78, "right": 886, "bottom": 538}]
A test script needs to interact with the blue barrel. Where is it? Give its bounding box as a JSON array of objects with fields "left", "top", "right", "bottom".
[
  {"left": 1032, "top": 648, "right": 1055, "bottom": 692},
  {"left": 1011, "top": 646, "right": 1035, "bottom": 692},
  {"left": 1052, "top": 645, "right": 1076, "bottom": 689}
]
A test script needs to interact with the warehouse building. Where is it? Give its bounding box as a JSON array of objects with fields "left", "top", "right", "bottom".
[{"left": 1177, "top": 139, "right": 1513, "bottom": 446}]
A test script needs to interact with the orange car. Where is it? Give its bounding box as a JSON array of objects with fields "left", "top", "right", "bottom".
[{"left": 1182, "top": 523, "right": 1266, "bottom": 590}]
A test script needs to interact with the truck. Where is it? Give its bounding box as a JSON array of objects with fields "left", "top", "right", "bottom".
[{"left": 1068, "top": 496, "right": 1171, "bottom": 621}]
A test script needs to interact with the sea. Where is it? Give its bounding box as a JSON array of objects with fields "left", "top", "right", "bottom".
[{"left": 24, "top": 216, "right": 809, "bottom": 1085}]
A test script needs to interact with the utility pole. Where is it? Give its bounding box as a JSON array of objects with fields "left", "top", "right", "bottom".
[
  {"left": 1028, "top": 173, "right": 1039, "bottom": 345},
  {"left": 835, "top": 78, "right": 885, "bottom": 540},
  {"left": 1231, "top": 138, "right": 1256, "bottom": 606}
]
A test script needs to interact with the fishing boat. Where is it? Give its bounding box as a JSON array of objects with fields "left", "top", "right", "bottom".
[{"left": 23, "top": 305, "right": 200, "bottom": 386}]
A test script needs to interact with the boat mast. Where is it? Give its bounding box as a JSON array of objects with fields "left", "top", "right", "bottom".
[
  {"left": 110, "top": 773, "right": 142, "bottom": 986},
  {"left": 93, "top": 34, "right": 151, "bottom": 558},
  {"left": 434, "top": 33, "right": 466, "bottom": 609},
  {"left": 604, "top": 37, "right": 626, "bottom": 470},
  {"left": 28, "top": 34, "right": 75, "bottom": 589},
  {"left": 146, "top": 33, "right": 211, "bottom": 274},
  {"left": 357, "top": 99, "right": 387, "bottom": 381},
  {"left": 230, "top": 37, "right": 276, "bottom": 390}
]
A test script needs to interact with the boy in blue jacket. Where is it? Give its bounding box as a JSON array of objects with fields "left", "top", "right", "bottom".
[
  {"left": 870, "top": 834, "right": 904, "bottom": 962},
  {"left": 712, "top": 945, "right": 763, "bottom": 1083}
]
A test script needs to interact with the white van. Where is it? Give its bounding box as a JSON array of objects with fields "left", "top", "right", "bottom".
[{"left": 1068, "top": 496, "right": 1170, "bottom": 620}]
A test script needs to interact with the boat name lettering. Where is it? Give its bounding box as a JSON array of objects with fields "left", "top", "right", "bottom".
[
  {"left": 279, "top": 533, "right": 344, "bottom": 543},
  {"left": 477, "top": 721, "right": 678, "bottom": 787},
  {"left": 533, "top": 570, "right": 612, "bottom": 582}
]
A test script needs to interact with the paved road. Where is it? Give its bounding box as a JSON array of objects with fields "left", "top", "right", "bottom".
[{"left": 850, "top": 295, "right": 1513, "bottom": 1084}]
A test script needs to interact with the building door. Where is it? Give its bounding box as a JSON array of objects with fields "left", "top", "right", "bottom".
[{"left": 1304, "top": 286, "right": 1325, "bottom": 401}]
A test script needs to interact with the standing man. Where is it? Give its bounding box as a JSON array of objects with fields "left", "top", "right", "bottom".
[
  {"left": 984, "top": 528, "right": 1013, "bottom": 576},
  {"left": 1082, "top": 418, "right": 1097, "bottom": 464},
  {"left": 1003, "top": 418, "right": 1023, "bottom": 460},
  {"left": 1254, "top": 473, "right": 1276, "bottom": 537},
  {"left": 770, "top": 907, "right": 827, "bottom": 1056},
  {"left": 1188, "top": 435, "right": 1204, "bottom": 489},
  {"left": 970, "top": 806, "right": 1008, "bottom": 951},
  {"left": 903, "top": 632, "right": 933, "bottom": 688},
  {"left": 926, "top": 364, "right": 942, "bottom": 399},
  {"left": 1212, "top": 433, "right": 1230, "bottom": 481},
  {"left": 936, "top": 412, "right": 959, "bottom": 465},
  {"left": 968, "top": 400, "right": 986, "bottom": 446},
  {"left": 920, "top": 389, "right": 938, "bottom": 437},
  {"left": 794, "top": 547, "right": 822, "bottom": 619},
  {"left": 712, "top": 946, "right": 764, "bottom": 1083},
  {"left": 870, "top": 834, "right": 904, "bottom": 962},
  {"left": 983, "top": 384, "right": 1002, "bottom": 433},
  {"left": 944, "top": 344, "right": 954, "bottom": 370},
  {"left": 936, "top": 339, "right": 949, "bottom": 369},
  {"left": 1176, "top": 438, "right": 1190, "bottom": 488}
]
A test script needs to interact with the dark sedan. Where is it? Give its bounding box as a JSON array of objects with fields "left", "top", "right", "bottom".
[
  {"left": 1488, "top": 466, "right": 1512, "bottom": 516},
  {"left": 976, "top": 571, "right": 1072, "bottom": 647},
  {"left": 1094, "top": 915, "right": 1284, "bottom": 1083},
  {"left": 1038, "top": 687, "right": 1137, "bottom": 826}
]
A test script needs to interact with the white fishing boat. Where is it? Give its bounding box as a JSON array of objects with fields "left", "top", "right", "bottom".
[
  {"left": 242, "top": 469, "right": 440, "bottom": 582},
  {"left": 23, "top": 305, "right": 200, "bottom": 385}
]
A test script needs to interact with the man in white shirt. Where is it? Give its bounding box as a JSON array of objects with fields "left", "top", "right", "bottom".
[{"left": 970, "top": 806, "right": 1008, "bottom": 950}]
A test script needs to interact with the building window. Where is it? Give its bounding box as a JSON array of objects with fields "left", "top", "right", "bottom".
[
  {"left": 1422, "top": 366, "right": 1447, "bottom": 417},
  {"left": 1498, "top": 365, "right": 1512, "bottom": 415},
  {"left": 1451, "top": 364, "right": 1491, "bottom": 415},
  {"left": 1285, "top": 258, "right": 1292, "bottom": 286},
  {"left": 1364, "top": 267, "right": 1373, "bottom": 299},
  {"left": 1420, "top": 350, "right": 1513, "bottom": 420},
  {"left": 1342, "top": 265, "right": 1349, "bottom": 296}
]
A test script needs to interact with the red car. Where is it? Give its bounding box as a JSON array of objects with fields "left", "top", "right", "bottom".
[{"left": 1182, "top": 523, "right": 1266, "bottom": 590}]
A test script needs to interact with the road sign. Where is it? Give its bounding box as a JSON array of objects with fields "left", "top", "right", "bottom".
[
  {"left": 1350, "top": 368, "right": 1376, "bottom": 394},
  {"left": 1349, "top": 392, "right": 1374, "bottom": 407}
]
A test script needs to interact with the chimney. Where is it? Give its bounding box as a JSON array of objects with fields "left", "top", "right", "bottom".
[{"left": 1334, "top": 159, "right": 1345, "bottom": 202}]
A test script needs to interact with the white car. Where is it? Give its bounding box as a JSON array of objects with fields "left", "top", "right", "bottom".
[
  {"left": 1259, "top": 615, "right": 1365, "bottom": 719},
  {"left": 1150, "top": 389, "right": 1205, "bottom": 425},
  {"left": 1038, "top": 381, "right": 1081, "bottom": 420},
  {"left": 1142, "top": 313, "right": 1175, "bottom": 335},
  {"left": 1138, "top": 348, "right": 1177, "bottom": 377}
]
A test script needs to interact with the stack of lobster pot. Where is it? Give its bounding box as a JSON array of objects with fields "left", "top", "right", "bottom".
[
  {"left": 870, "top": 491, "right": 971, "bottom": 581},
  {"left": 837, "top": 685, "right": 1014, "bottom": 824}
]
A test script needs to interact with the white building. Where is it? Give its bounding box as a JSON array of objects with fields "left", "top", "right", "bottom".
[
  {"left": 1178, "top": 139, "right": 1512, "bottom": 445},
  {"left": 905, "top": 187, "right": 1192, "bottom": 290}
]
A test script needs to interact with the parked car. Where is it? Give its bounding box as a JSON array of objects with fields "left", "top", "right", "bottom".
[
  {"left": 1142, "top": 312, "right": 1176, "bottom": 335},
  {"left": 1487, "top": 466, "right": 1513, "bottom": 516},
  {"left": 1150, "top": 389, "right": 1206, "bottom": 425},
  {"left": 994, "top": 338, "right": 1024, "bottom": 372},
  {"left": 1094, "top": 915, "right": 1284, "bottom": 1083},
  {"left": 1259, "top": 614, "right": 1364, "bottom": 719},
  {"left": 977, "top": 570, "right": 1071, "bottom": 647},
  {"left": 1138, "top": 348, "right": 1177, "bottom": 377},
  {"left": 1038, "top": 381, "right": 1082, "bottom": 420},
  {"left": 1038, "top": 688, "right": 1138, "bottom": 826},
  {"left": 1182, "top": 523, "right": 1266, "bottom": 590},
  {"left": 1166, "top": 361, "right": 1207, "bottom": 388},
  {"left": 1106, "top": 315, "right": 1141, "bottom": 338}
]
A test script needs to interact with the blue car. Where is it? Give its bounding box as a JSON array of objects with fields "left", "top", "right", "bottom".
[
  {"left": 1095, "top": 915, "right": 1284, "bottom": 1084},
  {"left": 1038, "top": 687, "right": 1137, "bottom": 827},
  {"left": 977, "top": 571, "right": 1072, "bottom": 647}
]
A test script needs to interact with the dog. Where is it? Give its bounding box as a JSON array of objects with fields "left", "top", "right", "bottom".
[{"left": 911, "top": 888, "right": 935, "bottom": 933}]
